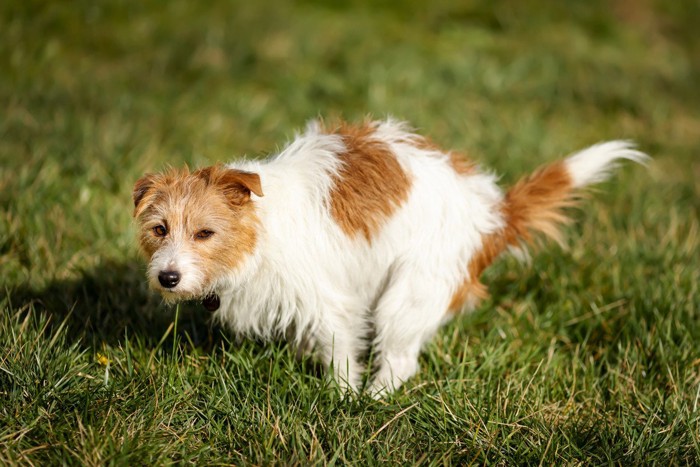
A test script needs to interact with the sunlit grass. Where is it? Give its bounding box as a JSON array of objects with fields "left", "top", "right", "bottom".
[{"left": 1, "top": 0, "right": 699, "bottom": 463}]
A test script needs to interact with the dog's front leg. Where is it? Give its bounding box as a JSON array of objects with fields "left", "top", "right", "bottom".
[{"left": 315, "top": 322, "right": 363, "bottom": 393}]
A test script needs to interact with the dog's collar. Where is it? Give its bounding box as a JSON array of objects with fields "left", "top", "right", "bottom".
[{"left": 202, "top": 293, "right": 220, "bottom": 311}]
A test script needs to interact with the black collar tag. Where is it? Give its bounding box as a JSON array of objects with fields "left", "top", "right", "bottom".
[{"left": 202, "top": 294, "right": 220, "bottom": 311}]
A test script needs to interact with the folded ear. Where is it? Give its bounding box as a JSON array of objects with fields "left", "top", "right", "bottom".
[
  {"left": 220, "top": 170, "right": 263, "bottom": 205},
  {"left": 133, "top": 173, "right": 155, "bottom": 216},
  {"left": 225, "top": 170, "right": 264, "bottom": 198},
  {"left": 195, "top": 166, "right": 263, "bottom": 205}
]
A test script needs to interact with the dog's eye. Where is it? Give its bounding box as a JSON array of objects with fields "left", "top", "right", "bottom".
[
  {"left": 195, "top": 229, "right": 214, "bottom": 240},
  {"left": 153, "top": 225, "right": 167, "bottom": 237}
]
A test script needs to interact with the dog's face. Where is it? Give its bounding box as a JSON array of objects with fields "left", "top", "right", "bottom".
[{"left": 132, "top": 165, "right": 263, "bottom": 302}]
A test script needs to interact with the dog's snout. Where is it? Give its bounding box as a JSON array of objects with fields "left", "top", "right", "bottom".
[{"left": 158, "top": 270, "right": 181, "bottom": 288}]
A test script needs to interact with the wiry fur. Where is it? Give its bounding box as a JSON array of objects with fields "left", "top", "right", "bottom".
[{"left": 133, "top": 119, "right": 648, "bottom": 396}]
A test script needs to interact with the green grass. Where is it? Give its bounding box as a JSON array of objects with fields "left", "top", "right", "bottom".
[{"left": 2, "top": 0, "right": 699, "bottom": 464}]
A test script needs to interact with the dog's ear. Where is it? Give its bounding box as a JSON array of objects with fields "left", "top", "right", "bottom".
[
  {"left": 228, "top": 170, "right": 263, "bottom": 197},
  {"left": 220, "top": 170, "right": 264, "bottom": 205},
  {"left": 133, "top": 173, "right": 155, "bottom": 216},
  {"left": 197, "top": 166, "right": 263, "bottom": 205}
]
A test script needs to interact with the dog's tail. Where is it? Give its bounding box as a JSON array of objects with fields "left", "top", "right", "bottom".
[{"left": 469, "top": 141, "right": 649, "bottom": 280}]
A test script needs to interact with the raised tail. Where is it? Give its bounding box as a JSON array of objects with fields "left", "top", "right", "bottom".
[
  {"left": 505, "top": 140, "right": 648, "bottom": 245},
  {"left": 469, "top": 141, "right": 649, "bottom": 281}
]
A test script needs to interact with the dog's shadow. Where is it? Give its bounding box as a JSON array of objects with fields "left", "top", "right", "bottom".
[{"left": 7, "top": 260, "right": 222, "bottom": 349}]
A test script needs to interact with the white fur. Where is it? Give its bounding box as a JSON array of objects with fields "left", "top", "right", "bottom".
[
  {"left": 148, "top": 243, "right": 204, "bottom": 300},
  {"left": 177, "top": 121, "right": 645, "bottom": 396},
  {"left": 564, "top": 140, "right": 649, "bottom": 188}
]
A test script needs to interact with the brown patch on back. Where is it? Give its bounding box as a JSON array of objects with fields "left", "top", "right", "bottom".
[
  {"left": 412, "top": 133, "right": 477, "bottom": 176},
  {"left": 325, "top": 122, "right": 412, "bottom": 242},
  {"left": 447, "top": 161, "right": 576, "bottom": 314},
  {"left": 449, "top": 151, "right": 477, "bottom": 176}
]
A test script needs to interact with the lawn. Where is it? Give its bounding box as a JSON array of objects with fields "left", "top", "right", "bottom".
[{"left": 2, "top": 0, "right": 699, "bottom": 464}]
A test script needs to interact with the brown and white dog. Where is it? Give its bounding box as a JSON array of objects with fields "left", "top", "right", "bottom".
[{"left": 133, "top": 119, "right": 647, "bottom": 396}]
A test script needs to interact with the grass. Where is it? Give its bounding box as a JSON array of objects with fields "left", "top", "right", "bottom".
[{"left": 1, "top": 0, "right": 699, "bottom": 463}]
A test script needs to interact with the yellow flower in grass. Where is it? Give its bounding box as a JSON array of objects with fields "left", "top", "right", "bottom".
[{"left": 96, "top": 352, "right": 110, "bottom": 366}]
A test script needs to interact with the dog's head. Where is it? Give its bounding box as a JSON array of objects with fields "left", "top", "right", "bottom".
[{"left": 132, "top": 165, "right": 263, "bottom": 302}]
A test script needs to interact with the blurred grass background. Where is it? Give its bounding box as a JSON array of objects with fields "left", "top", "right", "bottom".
[{"left": 1, "top": 0, "right": 699, "bottom": 464}]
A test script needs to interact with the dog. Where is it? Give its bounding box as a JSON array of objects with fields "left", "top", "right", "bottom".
[{"left": 132, "top": 119, "right": 648, "bottom": 396}]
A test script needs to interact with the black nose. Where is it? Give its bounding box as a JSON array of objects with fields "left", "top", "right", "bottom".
[{"left": 158, "top": 270, "right": 181, "bottom": 288}]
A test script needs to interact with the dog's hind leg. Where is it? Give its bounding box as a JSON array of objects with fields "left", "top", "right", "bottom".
[{"left": 367, "top": 265, "right": 452, "bottom": 397}]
